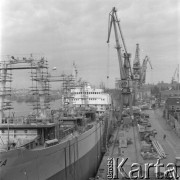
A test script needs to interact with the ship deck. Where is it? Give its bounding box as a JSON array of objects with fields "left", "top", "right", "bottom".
[
  {"left": 30, "top": 131, "right": 80, "bottom": 151},
  {"left": 31, "top": 122, "right": 97, "bottom": 151},
  {"left": 0, "top": 123, "right": 56, "bottom": 129}
]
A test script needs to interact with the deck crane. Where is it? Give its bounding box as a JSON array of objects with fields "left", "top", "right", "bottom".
[
  {"left": 107, "top": 7, "right": 133, "bottom": 120},
  {"left": 140, "top": 56, "right": 152, "bottom": 85}
]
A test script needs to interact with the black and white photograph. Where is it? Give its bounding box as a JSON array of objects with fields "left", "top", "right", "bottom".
[{"left": 0, "top": 0, "right": 180, "bottom": 179}]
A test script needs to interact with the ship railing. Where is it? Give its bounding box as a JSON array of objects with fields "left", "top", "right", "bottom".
[
  {"left": 2, "top": 116, "right": 26, "bottom": 124},
  {"left": 0, "top": 136, "right": 40, "bottom": 151},
  {"left": 2, "top": 115, "right": 53, "bottom": 125},
  {"left": 17, "top": 136, "right": 40, "bottom": 150},
  {"left": 59, "top": 126, "right": 76, "bottom": 140}
]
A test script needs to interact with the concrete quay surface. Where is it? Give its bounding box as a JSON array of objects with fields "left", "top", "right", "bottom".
[{"left": 95, "top": 109, "right": 180, "bottom": 180}]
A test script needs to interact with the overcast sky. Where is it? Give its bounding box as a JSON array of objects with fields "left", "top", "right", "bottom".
[{"left": 1, "top": 0, "right": 180, "bottom": 89}]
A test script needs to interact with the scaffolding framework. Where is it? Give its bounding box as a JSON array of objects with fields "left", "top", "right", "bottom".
[
  {"left": 0, "top": 55, "right": 49, "bottom": 123},
  {"left": 30, "top": 60, "right": 50, "bottom": 114}
]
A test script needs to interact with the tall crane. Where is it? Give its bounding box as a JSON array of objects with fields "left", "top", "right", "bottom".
[
  {"left": 140, "top": 56, "right": 152, "bottom": 85},
  {"left": 171, "top": 64, "right": 179, "bottom": 90},
  {"left": 133, "top": 44, "right": 141, "bottom": 81},
  {"left": 171, "top": 65, "right": 179, "bottom": 84},
  {"left": 132, "top": 44, "right": 141, "bottom": 105},
  {"left": 107, "top": 7, "right": 133, "bottom": 120}
]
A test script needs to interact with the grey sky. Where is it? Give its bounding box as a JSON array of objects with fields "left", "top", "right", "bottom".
[{"left": 1, "top": 0, "right": 180, "bottom": 89}]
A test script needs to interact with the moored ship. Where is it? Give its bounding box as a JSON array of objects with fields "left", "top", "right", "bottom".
[{"left": 0, "top": 56, "right": 112, "bottom": 180}]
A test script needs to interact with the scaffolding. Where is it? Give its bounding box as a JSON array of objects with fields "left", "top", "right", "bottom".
[
  {"left": 0, "top": 55, "right": 49, "bottom": 124},
  {"left": 46, "top": 72, "right": 76, "bottom": 115},
  {"left": 79, "top": 81, "right": 88, "bottom": 107},
  {"left": 0, "top": 61, "right": 13, "bottom": 122},
  {"left": 61, "top": 74, "right": 75, "bottom": 109},
  {"left": 30, "top": 59, "right": 50, "bottom": 115}
]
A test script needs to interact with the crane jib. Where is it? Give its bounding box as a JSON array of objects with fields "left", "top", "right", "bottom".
[{"left": 107, "top": 7, "right": 134, "bottom": 117}]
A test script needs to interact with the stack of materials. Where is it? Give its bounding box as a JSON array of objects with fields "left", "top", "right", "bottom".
[
  {"left": 141, "top": 140, "right": 158, "bottom": 160},
  {"left": 141, "top": 151, "right": 158, "bottom": 160},
  {"left": 151, "top": 138, "right": 166, "bottom": 159},
  {"left": 141, "top": 141, "right": 151, "bottom": 152}
]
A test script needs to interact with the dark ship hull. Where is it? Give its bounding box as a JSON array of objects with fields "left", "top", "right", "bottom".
[{"left": 0, "top": 122, "right": 105, "bottom": 180}]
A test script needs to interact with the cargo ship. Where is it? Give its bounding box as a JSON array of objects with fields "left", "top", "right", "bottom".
[{"left": 0, "top": 56, "right": 112, "bottom": 180}]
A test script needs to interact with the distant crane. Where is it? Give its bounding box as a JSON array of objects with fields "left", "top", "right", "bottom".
[
  {"left": 73, "top": 62, "right": 78, "bottom": 83},
  {"left": 171, "top": 64, "right": 179, "bottom": 90},
  {"left": 140, "top": 56, "right": 152, "bottom": 85},
  {"left": 171, "top": 65, "right": 179, "bottom": 83},
  {"left": 107, "top": 7, "right": 133, "bottom": 120},
  {"left": 133, "top": 44, "right": 141, "bottom": 81},
  {"left": 132, "top": 44, "right": 142, "bottom": 105}
]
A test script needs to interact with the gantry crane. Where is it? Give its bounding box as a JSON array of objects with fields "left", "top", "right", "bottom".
[{"left": 107, "top": 7, "right": 133, "bottom": 120}]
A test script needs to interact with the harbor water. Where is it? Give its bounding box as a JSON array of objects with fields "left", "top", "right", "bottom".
[{"left": 5, "top": 99, "right": 62, "bottom": 117}]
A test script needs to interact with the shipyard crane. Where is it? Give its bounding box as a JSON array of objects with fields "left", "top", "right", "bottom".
[
  {"left": 132, "top": 44, "right": 141, "bottom": 105},
  {"left": 133, "top": 44, "right": 141, "bottom": 81},
  {"left": 107, "top": 7, "right": 133, "bottom": 119},
  {"left": 171, "top": 64, "right": 179, "bottom": 90},
  {"left": 140, "top": 56, "right": 152, "bottom": 85},
  {"left": 171, "top": 65, "right": 179, "bottom": 84}
]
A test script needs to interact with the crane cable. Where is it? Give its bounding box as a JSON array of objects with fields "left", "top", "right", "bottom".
[
  {"left": 150, "top": 66, "right": 154, "bottom": 85},
  {"left": 107, "top": 43, "right": 110, "bottom": 89}
]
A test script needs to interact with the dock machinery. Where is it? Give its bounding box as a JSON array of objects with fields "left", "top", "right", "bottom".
[
  {"left": 132, "top": 44, "right": 141, "bottom": 105},
  {"left": 171, "top": 64, "right": 179, "bottom": 90},
  {"left": 140, "top": 56, "right": 152, "bottom": 85},
  {"left": 107, "top": 7, "right": 133, "bottom": 121}
]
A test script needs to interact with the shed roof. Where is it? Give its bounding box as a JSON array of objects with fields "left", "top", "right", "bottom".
[{"left": 166, "top": 97, "right": 180, "bottom": 105}]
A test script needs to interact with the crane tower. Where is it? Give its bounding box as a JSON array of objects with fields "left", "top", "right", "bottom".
[{"left": 107, "top": 7, "right": 133, "bottom": 120}]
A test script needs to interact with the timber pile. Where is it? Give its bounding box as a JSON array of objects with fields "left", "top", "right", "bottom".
[
  {"left": 151, "top": 137, "right": 166, "bottom": 159},
  {"left": 137, "top": 113, "right": 165, "bottom": 160}
]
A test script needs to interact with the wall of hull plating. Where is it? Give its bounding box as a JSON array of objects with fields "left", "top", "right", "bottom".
[
  {"left": 0, "top": 122, "right": 104, "bottom": 180},
  {"left": 49, "top": 139, "right": 102, "bottom": 180}
]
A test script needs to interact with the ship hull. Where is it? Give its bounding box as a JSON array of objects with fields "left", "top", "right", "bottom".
[
  {"left": 0, "top": 122, "right": 104, "bottom": 180},
  {"left": 49, "top": 138, "right": 101, "bottom": 180}
]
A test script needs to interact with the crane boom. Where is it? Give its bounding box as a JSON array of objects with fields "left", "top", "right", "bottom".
[
  {"left": 107, "top": 7, "right": 133, "bottom": 119},
  {"left": 172, "top": 65, "right": 179, "bottom": 83},
  {"left": 107, "top": 7, "right": 133, "bottom": 80},
  {"left": 140, "top": 56, "right": 152, "bottom": 84},
  {"left": 107, "top": 8, "right": 125, "bottom": 80},
  {"left": 114, "top": 11, "right": 128, "bottom": 54}
]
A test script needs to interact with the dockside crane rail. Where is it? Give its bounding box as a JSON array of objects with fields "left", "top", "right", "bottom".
[{"left": 107, "top": 7, "right": 133, "bottom": 119}]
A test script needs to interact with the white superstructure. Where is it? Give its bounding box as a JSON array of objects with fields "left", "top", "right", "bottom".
[{"left": 71, "top": 83, "right": 111, "bottom": 115}]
